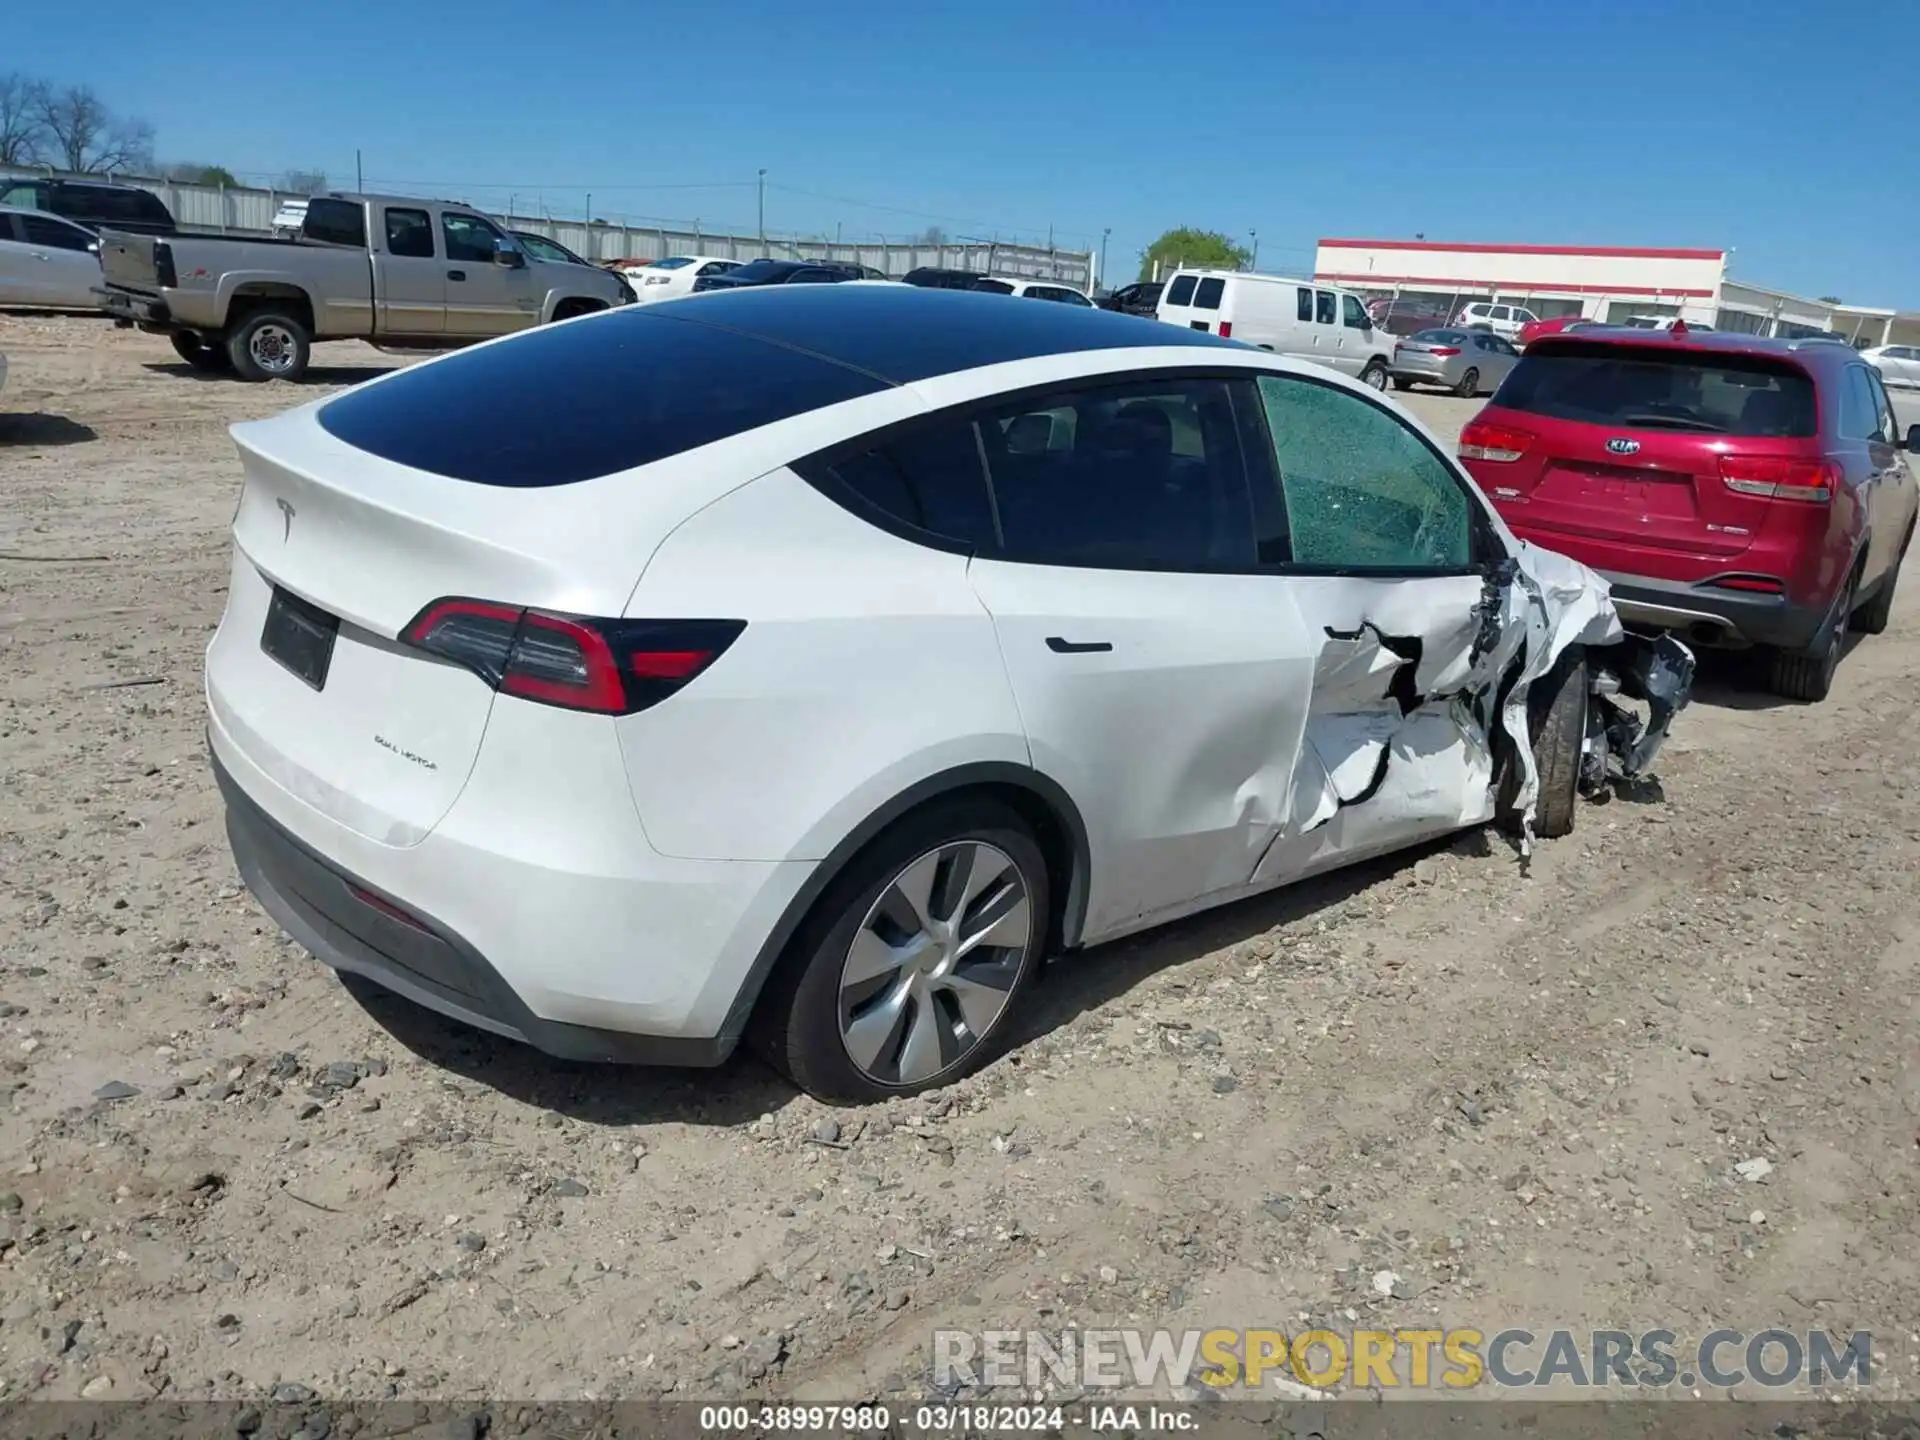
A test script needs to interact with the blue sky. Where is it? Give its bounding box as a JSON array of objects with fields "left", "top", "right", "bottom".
[{"left": 17, "top": 0, "right": 1920, "bottom": 306}]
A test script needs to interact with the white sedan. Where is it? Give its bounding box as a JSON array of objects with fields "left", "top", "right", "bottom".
[
  {"left": 614, "top": 254, "right": 742, "bottom": 302},
  {"left": 972, "top": 276, "right": 1094, "bottom": 306},
  {"left": 204, "top": 284, "right": 1691, "bottom": 1102},
  {"left": 1862, "top": 344, "right": 1920, "bottom": 389},
  {"left": 0, "top": 203, "right": 104, "bottom": 310}
]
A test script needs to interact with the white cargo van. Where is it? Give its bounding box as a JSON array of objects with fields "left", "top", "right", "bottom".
[{"left": 1155, "top": 270, "right": 1395, "bottom": 389}]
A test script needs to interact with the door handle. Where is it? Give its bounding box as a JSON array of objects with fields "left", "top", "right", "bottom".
[
  {"left": 1046, "top": 636, "right": 1113, "bottom": 654},
  {"left": 447, "top": 269, "right": 466, "bottom": 281}
]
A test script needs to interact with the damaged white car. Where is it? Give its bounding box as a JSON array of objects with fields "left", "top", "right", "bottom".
[{"left": 206, "top": 284, "right": 1692, "bottom": 1104}]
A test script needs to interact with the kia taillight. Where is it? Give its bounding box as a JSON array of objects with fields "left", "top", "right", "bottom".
[
  {"left": 400, "top": 599, "right": 744, "bottom": 715},
  {"left": 1429, "top": 346, "right": 1462, "bottom": 357},
  {"left": 1718, "top": 456, "right": 1837, "bottom": 503},
  {"left": 1459, "top": 421, "right": 1534, "bottom": 463}
]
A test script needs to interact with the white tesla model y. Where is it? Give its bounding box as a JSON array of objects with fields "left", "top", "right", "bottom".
[{"left": 206, "top": 284, "right": 1691, "bottom": 1102}]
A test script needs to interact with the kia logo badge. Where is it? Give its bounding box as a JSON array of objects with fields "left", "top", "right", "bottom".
[{"left": 1606, "top": 438, "right": 1641, "bottom": 456}]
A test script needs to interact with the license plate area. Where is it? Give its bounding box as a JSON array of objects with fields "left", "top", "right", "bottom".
[{"left": 261, "top": 585, "right": 340, "bottom": 690}]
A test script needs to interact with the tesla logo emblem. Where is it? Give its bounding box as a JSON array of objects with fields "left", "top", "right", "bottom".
[
  {"left": 1606, "top": 438, "right": 1641, "bottom": 455},
  {"left": 276, "top": 497, "right": 295, "bottom": 541}
]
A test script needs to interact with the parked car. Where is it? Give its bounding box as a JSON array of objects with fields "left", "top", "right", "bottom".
[
  {"left": 902, "top": 267, "right": 990, "bottom": 290},
  {"left": 1862, "top": 343, "right": 1920, "bottom": 389},
  {"left": 971, "top": 277, "right": 1094, "bottom": 306},
  {"left": 691, "top": 258, "right": 855, "bottom": 293},
  {"left": 0, "top": 203, "right": 104, "bottom": 309},
  {"left": 1517, "top": 315, "right": 1598, "bottom": 348},
  {"left": 1460, "top": 330, "right": 1920, "bottom": 702},
  {"left": 0, "top": 177, "right": 176, "bottom": 236},
  {"left": 612, "top": 255, "right": 740, "bottom": 302},
  {"left": 94, "top": 192, "right": 630, "bottom": 381},
  {"left": 1389, "top": 328, "right": 1521, "bottom": 396},
  {"left": 1156, "top": 270, "right": 1396, "bottom": 389},
  {"left": 204, "top": 283, "right": 1688, "bottom": 1102},
  {"left": 1098, "top": 281, "right": 1162, "bottom": 317},
  {"left": 1454, "top": 301, "right": 1539, "bottom": 340},
  {"left": 510, "top": 231, "right": 595, "bottom": 269},
  {"left": 1368, "top": 297, "right": 1455, "bottom": 337},
  {"left": 1620, "top": 315, "right": 1716, "bottom": 333}
]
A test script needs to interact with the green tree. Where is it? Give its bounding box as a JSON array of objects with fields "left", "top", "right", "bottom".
[
  {"left": 166, "top": 162, "right": 239, "bottom": 187},
  {"left": 1140, "top": 226, "right": 1250, "bottom": 280},
  {"left": 1818, "top": 294, "right": 1843, "bottom": 305}
]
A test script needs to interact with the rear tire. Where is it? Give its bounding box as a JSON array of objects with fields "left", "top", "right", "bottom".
[
  {"left": 1499, "top": 647, "right": 1587, "bottom": 840},
  {"left": 170, "top": 332, "right": 230, "bottom": 372},
  {"left": 1851, "top": 527, "right": 1910, "bottom": 636},
  {"left": 1360, "top": 360, "right": 1389, "bottom": 392},
  {"left": 226, "top": 310, "right": 311, "bottom": 382},
  {"left": 1453, "top": 367, "right": 1480, "bottom": 398},
  {"left": 1769, "top": 575, "right": 1855, "bottom": 702},
  {"left": 751, "top": 798, "right": 1049, "bottom": 1104}
]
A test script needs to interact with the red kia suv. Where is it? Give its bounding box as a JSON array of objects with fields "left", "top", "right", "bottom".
[{"left": 1459, "top": 327, "right": 1920, "bottom": 701}]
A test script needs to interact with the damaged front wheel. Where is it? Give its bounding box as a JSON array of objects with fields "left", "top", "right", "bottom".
[{"left": 1499, "top": 646, "right": 1587, "bottom": 841}]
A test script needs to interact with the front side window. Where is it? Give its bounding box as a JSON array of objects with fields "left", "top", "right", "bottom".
[
  {"left": 698, "top": 260, "right": 737, "bottom": 275},
  {"left": 384, "top": 207, "right": 434, "bottom": 258},
  {"left": 1315, "top": 291, "right": 1335, "bottom": 325},
  {"left": 978, "top": 376, "right": 1254, "bottom": 570},
  {"left": 1865, "top": 368, "right": 1898, "bottom": 443},
  {"left": 1165, "top": 273, "right": 1198, "bottom": 307},
  {"left": 1253, "top": 374, "right": 1474, "bottom": 571},
  {"left": 518, "top": 234, "right": 572, "bottom": 264},
  {"left": 1341, "top": 294, "right": 1369, "bottom": 330},
  {"left": 442, "top": 212, "right": 502, "bottom": 264}
]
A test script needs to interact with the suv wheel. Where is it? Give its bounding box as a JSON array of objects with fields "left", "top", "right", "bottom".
[
  {"left": 754, "top": 798, "right": 1048, "bottom": 1103},
  {"left": 1770, "top": 579, "right": 1854, "bottom": 702}
]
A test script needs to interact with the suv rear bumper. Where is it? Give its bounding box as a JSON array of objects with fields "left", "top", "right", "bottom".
[
  {"left": 213, "top": 747, "right": 737, "bottom": 1067},
  {"left": 1599, "top": 571, "right": 1826, "bottom": 650}
]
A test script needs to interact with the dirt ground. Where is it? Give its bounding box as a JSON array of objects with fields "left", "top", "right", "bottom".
[{"left": 1, "top": 313, "right": 1917, "bottom": 1406}]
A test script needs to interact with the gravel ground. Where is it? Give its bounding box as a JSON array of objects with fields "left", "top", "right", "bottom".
[{"left": 1, "top": 313, "right": 1917, "bottom": 1405}]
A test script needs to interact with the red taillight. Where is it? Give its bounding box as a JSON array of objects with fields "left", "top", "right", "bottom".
[
  {"left": 1717, "top": 456, "right": 1837, "bottom": 504},
  {"left": 1429, "top": 346, "right": 1461, "bottom": 357},
  {"left": 1459, "top": 420, "right": 1534, "bottom": 463},
  {"left": 400, "top": 599, "right": 744, "bottom": 715},
  {"left": 1707, "top": 575, "right": 1786, "bottom": 593},
  {"left": 1218, "top": 321, "right": 1233, "bottom": 338}
]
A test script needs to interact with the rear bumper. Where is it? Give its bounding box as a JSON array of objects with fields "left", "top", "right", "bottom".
[
  {"left": 1597, "top": 571, "right": 1826, "bottom": 650},
  {"left": 96, "top": 285, "right": 172, "bottom": 327},
  {"left": 1390, "top": 359, "right": 1456, "bottom": 383},
  {"left": 214, "top": 748, "right": 738, "bottom": 1065}
]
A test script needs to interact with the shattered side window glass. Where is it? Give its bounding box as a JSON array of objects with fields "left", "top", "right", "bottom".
[{"left": 1255, "top": 375, "right": 1473, "bottom": 570}]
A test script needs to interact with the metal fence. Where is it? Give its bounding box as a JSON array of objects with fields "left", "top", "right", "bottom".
[{"left": 0, "top": 165, "right": 1093, "bottom": 288}]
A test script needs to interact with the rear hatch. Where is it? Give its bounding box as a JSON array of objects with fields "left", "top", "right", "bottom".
[
  {"left": 1462, "top": 339, "right": 1820, "bottom": 559},
  {"left": 98, "top": 230, "right": 162, "bottom": 291}
]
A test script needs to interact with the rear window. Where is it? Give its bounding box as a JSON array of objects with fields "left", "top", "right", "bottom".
[
  {"left": 1165, "top": 274, "right": 1198, "bottom": 307},
  {"left": 1490, "top": 344, "right": 1818, "bottom": 438},
  {"left": 317, "top": 309, "right": 889, "bottom": 486},
  {"left": 1193, "top": 277, "right": 1225, "bottom": 310},
  {"left": 650, "top": 257, "right": 696, "bottom": 269},
  {"left": 1411, "top": 329, "right": 1470, "bottom": 344}
]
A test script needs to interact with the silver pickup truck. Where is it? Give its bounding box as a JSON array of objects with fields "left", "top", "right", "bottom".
[{"left": 97, "top": 192, "right": 630, "bottom": 381}]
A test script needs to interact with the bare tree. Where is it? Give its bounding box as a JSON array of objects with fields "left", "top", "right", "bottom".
[
  {"left": 918, "top": 224, "right": 948, "bottom": 246},
  {"left": 31, "top": 82, "right": 154, "bottom": 173},
  {"left": 279, "top": 169, "right": 327, "bottom": 195},
  {"left": 0, "top": 72, "right": 44, "bottom": 165}
]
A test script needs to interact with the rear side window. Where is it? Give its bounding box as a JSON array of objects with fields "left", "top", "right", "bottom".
[
  {"left": 1841, "top": 367, "right": 1891, "bottom": 443},
  {"left": 1165, "top": 274, "right": 1198, "bottom": 307},
  {"left": 800, "top": 418, "right": 999, "bottom": 551},
  {"left": 384, "top": 208, "right": 434, "bottom": 258},
  {"left": 303, "top": 198, "right": 366, "bottom": 248},
  {"left": 1193, "top": 277, "right": 1225, "bottom": 310},
  {"left": 1490, "top": 345, "right": 1817, "bottom": 438},
  {"left": 976, "top": 376, "right": 1254, "bottom": 570},
  {"left": 1297, "top": 288, "right": 1313, "bottom": 322},
  {"left": 64, "top": 185, "right": 168, "bottom": 224},
  {"left": 318, "top": 309, "right": 889, "bottom": 486}
]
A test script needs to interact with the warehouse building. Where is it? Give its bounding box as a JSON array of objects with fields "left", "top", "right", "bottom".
[{"left": 1313, "top": 237, "right": 1920, "bottom": 347}]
